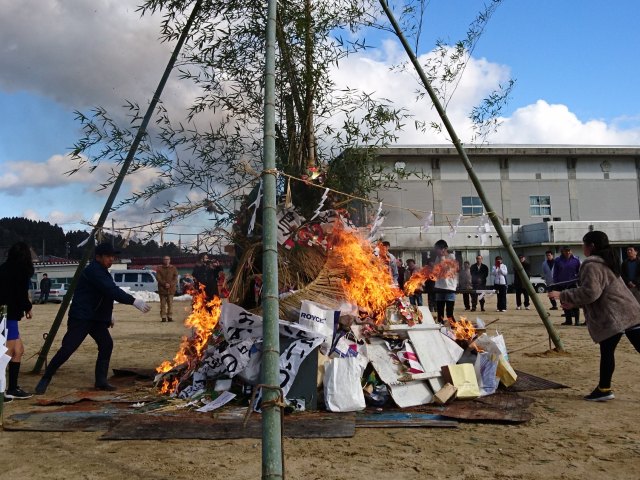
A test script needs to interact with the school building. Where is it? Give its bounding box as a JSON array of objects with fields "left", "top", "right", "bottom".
[{"left": 373, "top": 145, "right": 640, "bottom": 277}]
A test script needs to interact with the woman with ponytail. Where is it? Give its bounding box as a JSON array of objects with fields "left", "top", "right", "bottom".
[
  {"left": 549, "top": 230, "right": 640, "bottom": 401},
  {"left": 0, "top": 241, "right": 35, "bottom": 400}
]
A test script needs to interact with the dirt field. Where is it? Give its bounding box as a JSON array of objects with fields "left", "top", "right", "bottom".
[{"left": 2, "top": 294, "right": 639, "bottom": 480}]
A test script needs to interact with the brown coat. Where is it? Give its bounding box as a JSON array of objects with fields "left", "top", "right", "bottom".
[
  {"left": 560, "top": 256, "right": 640, "bottom": 343},
  {"left": 156, "top": 264, "right": 178, "bottom": 295}
]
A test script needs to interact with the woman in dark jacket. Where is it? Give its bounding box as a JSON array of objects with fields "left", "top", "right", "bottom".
[{"left": 0, "top": 241, "right": 34, "bottom": 399}]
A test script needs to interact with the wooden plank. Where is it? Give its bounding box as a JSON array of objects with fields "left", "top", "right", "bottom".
[
  {"left": 397, "top": 371, "right": 441, "bottom": 381},
  {"left": 100, "top": 411, "right": 355, "bottom": 440},
  {"left": 356, "top": 411, "right": 458, "bottom": 428},
  {"left": 5, "top": 405, "right": 132, "bottom": 432},
  {"left": 418, "top": 392, "right": 534, "bottom": 424}
]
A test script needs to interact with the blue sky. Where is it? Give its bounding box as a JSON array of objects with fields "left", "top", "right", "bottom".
[{"left": 1, "top": 0, "right": 639, "bottom": 238}]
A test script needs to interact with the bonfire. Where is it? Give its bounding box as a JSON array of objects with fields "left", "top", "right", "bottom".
[
  {"left": 155, "top": 284, "right": 222, "bottom": 394},
  {"left": 154, "top": 210, "right": 513, "bottom": 405}
]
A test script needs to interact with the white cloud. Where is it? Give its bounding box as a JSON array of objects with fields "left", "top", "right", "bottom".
[
  {"left": 48, "top": 210, "right": 88, "bottom": 227},
  {"left": 332, "top": 48, "right": 640, "bottom": 146},
  {"left": 0, "top": 154, "right": 88, "bottom": 193},
  {"left": 0, "top": 0, "right": 194, "bottom": 117},
  {"left": 330, "top": 47, "right": 512, "bottom": 145},
  {"left": 489, "top": 100, "right": 640, "bottom": 145}
]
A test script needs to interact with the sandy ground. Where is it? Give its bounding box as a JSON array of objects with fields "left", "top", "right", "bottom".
[{"left": 1, "top": 294, "right": 639, "bottom": 480}]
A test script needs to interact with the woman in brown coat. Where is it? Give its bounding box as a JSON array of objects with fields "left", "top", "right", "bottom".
[{"left": 549, "top": 230, "right": 640, "bottom": 401}]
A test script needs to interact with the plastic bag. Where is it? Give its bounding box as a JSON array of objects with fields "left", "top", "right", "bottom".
[
  {"left": 491, "top": 332, "right": 509, "bottom": 361},
  {"left": 474, "top": 351, "right": 499, "bottom": 396},
  {"left": 324, "top": 357, "right": 366, "bottom": 412}
]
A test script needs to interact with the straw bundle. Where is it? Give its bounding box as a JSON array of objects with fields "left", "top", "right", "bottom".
[{"left": 228, "top": 240, "right": 342, "bottom": 320}]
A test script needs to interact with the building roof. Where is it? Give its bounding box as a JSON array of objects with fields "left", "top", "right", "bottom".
[{"left": 377, "top": 144, "right": 640, "bottom": 157}]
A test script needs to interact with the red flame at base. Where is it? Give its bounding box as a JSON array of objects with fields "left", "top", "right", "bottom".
[{"left": 156, "top": 284, "right": 222, "bottom": 394}]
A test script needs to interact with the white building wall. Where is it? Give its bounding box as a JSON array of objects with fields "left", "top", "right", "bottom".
[{"left": 576, "top": 180, "right": 640, "bottom": 220}]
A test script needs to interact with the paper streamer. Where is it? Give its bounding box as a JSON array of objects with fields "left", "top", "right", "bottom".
[
  {"left": 478, "top": 214, "right": 491, "bottom": 245},
  {"left": 310, "top": 187, "right": 329, "bottom": 221},
  {"left": 368, "top": 202, "right": 385, "bottom": 240},
  {"left": 247, "top": 178, "right": 263, "bottom": 236},
  {"left": 422, "top": 211, "right": 433, "bottom": 232},
  {"left": 449, "top": 214, "right": 463, "bottom": 238}
]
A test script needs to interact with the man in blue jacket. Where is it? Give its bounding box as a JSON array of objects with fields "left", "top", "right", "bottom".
[
  {"left": 35, "top": 243, "right": 151, "bottom": 394},
  {"left": 553, "top": 246, "right": 581, "bottom": 326}
]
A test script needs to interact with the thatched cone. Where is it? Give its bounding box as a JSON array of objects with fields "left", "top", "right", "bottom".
[{"left": 228, "top": 241, "right": 346, "bottom": 321}]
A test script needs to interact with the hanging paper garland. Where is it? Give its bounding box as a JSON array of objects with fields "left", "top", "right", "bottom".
[
  {"left": 310, "top": 187, "right": 329, "bottom": 221},
  {"left": 449, "top": 214, "right": 463, "bottom": 238},
  {"left": 77, "top": 236, "right": 90, "bottom": 248},
  {"left": 478, "top": 214, "right": 491, "bottom": 245},
  {"left": 368, "top": 202, "right": 385, "bottom": 241},
  {"left": 247, "top": 178, "right": 263, "bottom": 236},
  {"left": 422, "top": 211, "right": 433, "bottom": 232}
]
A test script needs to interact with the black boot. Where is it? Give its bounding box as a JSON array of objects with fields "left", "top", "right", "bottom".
[
  {"left": 562, "top": 313, "right": 572, "bottom": 325},
  {"left": 95, "top": 358, "right": 116, "bottom": 391},
  {"left": 574, "top": 310, "right": 581, "bottom": 326},
  {"left": 35, "top": 376, "right": 52, "bottom": 395}
]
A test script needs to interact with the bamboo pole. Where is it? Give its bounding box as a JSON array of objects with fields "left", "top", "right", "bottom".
[
  {"left": 32, "top": 0, "right": 205, "bottom": 373},
  {"left": 378, "top": 0, "right": 564, "bottom": 351},
  {"left": 261, "top": 0, "right": 284, "bottom": 478}
]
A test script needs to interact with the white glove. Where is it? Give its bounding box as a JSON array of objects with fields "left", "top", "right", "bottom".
[{"left": 133, "top": 298, "right": 151, "bottom": 313}]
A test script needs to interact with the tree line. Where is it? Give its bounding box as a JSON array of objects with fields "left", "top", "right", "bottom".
[{"left": 0, "top": 217, "right": 181, "bottom": 260}]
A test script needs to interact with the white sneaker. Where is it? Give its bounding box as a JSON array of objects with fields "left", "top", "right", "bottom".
[
  {"left": 525, "top": 307, "right": 530, "bottom": 310},
  {"left": 516, "top": 306, "right": 522, "bottom": 310}
]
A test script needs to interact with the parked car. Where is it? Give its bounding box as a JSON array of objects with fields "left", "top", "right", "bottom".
[
  {"left": 528, "top": 276, "right": 547, "bottom": 293},
  {"left": 112, "top": 269, "right": 158, "bottom": 293},
  {"left": 178, "top": 274, "right": 195, "bottom": 295},
  {"left": 32, "top": 283, "right": 69, "bottom": 304},
  {"left": 508, "top": 276, "right": 547, "bottom": 294}
]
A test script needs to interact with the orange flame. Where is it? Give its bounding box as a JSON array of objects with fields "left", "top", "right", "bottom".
[
  {"left": 159, "top": 378, "right": 179, "bottom": 395},
  {"left": 449, "top": 315, "right": 476, "bottom": 341},
  {"left": 156, "top": 284, "right": 222, "bottom": 394},
  {"left": 332, "top": 230, "right": 401, "bottom": 324},
  {"left": 403, "top": 259, "right": 460, "bottom": 296}
]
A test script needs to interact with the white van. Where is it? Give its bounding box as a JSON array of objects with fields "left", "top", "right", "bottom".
[{"left": 111, "top": 269, "right": 158, "bottom": 293}]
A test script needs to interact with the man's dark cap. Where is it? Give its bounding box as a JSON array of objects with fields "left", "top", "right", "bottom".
[
  {"left": 560, "top": 245, "right": 572, "bottom": 251},
  {"left": 95, "top": 242, "right": 121, "bottom": 256}
]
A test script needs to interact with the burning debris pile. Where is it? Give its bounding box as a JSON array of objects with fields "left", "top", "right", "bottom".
[{"left": 154, "top": 208, "right": 517, "bottom": 411}]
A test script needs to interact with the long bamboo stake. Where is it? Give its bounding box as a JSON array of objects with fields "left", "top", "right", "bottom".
[
  {"left": 261, "top": 0, "right": 284, "bottom": 478},
  {"left": 378, "top": 0, "right": 564, "bottom": 351},
  {"left": 32, "top": 0, "right": 205, "bottom": 373}
]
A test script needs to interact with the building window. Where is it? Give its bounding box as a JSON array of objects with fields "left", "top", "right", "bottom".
[
  {"left": 529, "top": 195, "right": 551, "bottom": 216},
  {"left": 461, "top": 196, "right": 483, "bottom": 216}
]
